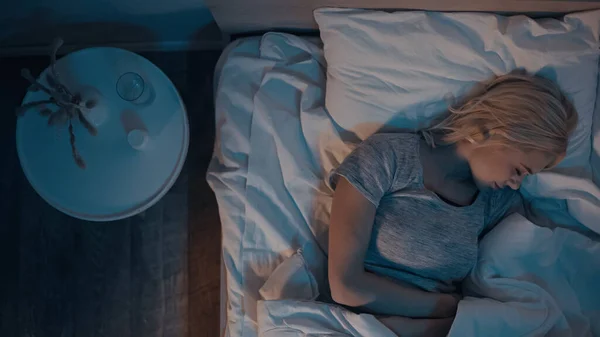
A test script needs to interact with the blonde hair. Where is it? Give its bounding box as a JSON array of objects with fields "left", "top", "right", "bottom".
[{"left": 422, "top": 71, "right": 578, "bottom": 164}]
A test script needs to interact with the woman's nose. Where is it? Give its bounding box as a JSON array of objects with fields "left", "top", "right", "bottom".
[
  {"left": 507, "top": 174, "right": 525, "bottom": 190},
  {"left": 506, "top": 179, "right": 521, "bottom": 190}
]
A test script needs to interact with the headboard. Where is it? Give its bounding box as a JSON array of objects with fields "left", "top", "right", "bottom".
[{"left": 205, "top": 0, "right": 600, "bottom": 34}]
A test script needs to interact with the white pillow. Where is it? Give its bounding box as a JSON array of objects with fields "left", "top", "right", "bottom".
[{"left": 314, "top": 8, "right": 600, "bottom": 175}]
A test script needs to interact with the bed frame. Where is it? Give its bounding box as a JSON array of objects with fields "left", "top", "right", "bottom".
[
  {"left": 204, "top": 1, "right": 600, "bottom": 336},
  {"left": 206, "top": 0, "right": 600, "bottom": 34}
]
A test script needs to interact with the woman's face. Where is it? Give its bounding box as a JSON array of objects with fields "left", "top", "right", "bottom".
[{"left": 466, "top": 144, "right": 557, "bottom": 190}]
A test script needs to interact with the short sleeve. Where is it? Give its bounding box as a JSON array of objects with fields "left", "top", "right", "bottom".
[{"left": 329, "top": 134, "right": 411, "bottom": 207}]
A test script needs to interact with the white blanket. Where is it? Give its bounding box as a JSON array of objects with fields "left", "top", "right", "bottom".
[
  {"left": 258, "top": 212, "right": 600, "bottom": 336},
  {"left": 451, "top": 213, "right": 600, "bottom": 337}
]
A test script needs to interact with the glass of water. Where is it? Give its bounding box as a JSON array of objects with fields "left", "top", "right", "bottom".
[{"left": 116, "top": 72, "right": 145, "bottom": 101}]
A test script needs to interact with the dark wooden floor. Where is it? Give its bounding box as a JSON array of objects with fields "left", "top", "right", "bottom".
[{"left": 0, "top": 50, "right": 222, "bottom": 337}]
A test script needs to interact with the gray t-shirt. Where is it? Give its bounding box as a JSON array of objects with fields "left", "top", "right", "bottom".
[{"left": 330, "top": 133, "right": 520, "bottom": 293}]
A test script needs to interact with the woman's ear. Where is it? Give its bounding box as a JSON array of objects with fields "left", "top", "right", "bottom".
[{"left": 468, "top": 130, "right": 488, "bottom": 144}]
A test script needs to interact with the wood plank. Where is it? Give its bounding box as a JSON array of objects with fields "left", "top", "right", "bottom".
[
  {"left": 182, "top": 50, "right": 223, "bottom": 337},
  {"left": 206, "top": 0, "right": 600, "bottom": 33}
]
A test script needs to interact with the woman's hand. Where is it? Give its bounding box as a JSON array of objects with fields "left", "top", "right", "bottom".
[{"left": 432, "top": 293, "right": 460, "bottom": 318}]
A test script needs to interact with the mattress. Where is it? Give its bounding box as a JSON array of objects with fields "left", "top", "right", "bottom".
[{"left": 208, "top": 32, "right": 600, "bottom": 337}]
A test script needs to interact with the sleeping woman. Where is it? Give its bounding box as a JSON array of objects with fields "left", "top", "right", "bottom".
[{"left": 327, "top": 72, "right": 577, "bottom": 336}]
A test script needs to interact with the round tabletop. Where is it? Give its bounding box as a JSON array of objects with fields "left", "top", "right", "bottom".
[{"left": 16, "top": 47, "right": 189, "bottom": 221}]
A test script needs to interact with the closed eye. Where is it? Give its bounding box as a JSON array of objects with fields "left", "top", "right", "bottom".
[
  {"left": 515, "top": 168, "right": 522, "bottom": 176},
  {"left": 517, "top": 164, "right": 533, "bottom": 176}
]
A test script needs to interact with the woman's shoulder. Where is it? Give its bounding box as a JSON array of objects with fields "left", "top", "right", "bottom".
[{"left": 331, "top": 132, "right": 421, "bottom": 205}]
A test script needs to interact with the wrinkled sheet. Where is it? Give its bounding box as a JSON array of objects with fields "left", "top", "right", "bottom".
[
  {"left": 207, "top": 33, "right": 332, "bottom": 337},
  {"left": 258, "top": 300, "right": 396, "bottom": 337},
  {"left": 450, "top": 212, "right": 600, "bottom": 337},
  {"left": 208, "top": 31, "right": 600, "bottom": 337}
]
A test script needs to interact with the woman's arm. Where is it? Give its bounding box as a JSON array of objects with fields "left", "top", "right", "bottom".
[{"left": 329, "top": 177, "right": 458, "bottom": 318}]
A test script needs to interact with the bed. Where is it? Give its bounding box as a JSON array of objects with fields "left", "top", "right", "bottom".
[{"left": 206, "top": 2, "right": 600, "bottom": 337}]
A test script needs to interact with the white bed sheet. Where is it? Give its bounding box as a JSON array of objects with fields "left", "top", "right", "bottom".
[
  {"left": 208, "top": 32, "right": 600, "bottom": 337},
  {"left": 208, "top": 33, "right": 330, "bottom": 337}
]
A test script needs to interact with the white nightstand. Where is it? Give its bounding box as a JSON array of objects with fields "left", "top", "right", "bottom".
[{"left": 16, "top": 47, "right": 189, "bottom": 221}]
